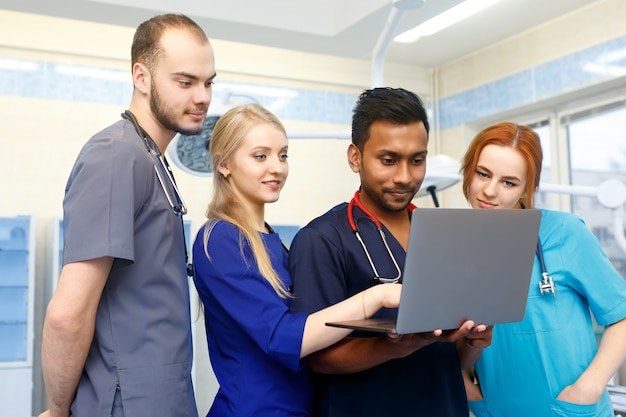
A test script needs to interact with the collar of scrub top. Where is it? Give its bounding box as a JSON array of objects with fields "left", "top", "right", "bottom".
[
  {"left": 348, "top": 189, "right": 416, "bottom": 284},
  {"left": 265, "top": 222, "right": 289, "bottom": 253},
  {"left": 536, "top": 239, "right": 555, "bottom": 296},
  {"left": 121, "top": 110, "right": 194, "bottom": 278},
  {"left": 121, "top": 110, "right": 188, "bottom": 216}
]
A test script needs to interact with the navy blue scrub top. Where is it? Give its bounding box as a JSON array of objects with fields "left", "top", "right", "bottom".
[{"left": 289, "top": 202, "right": 469, "bottom": 417}]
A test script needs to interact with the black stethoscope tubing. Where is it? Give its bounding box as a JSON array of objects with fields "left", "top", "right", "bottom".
[
  {"left": 121, "top": 110, "right": 193, "bottom": 277},
  {"left": 536, "top": 238, "right": 555, "bottom": 296},
  {"left": 121, "top": 110, "right": 188, "bottom": 216}
]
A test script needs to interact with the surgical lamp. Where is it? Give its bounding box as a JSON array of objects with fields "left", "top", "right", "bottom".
[{"left": 538, "top": 180, "right": 626, "bottom": 256}]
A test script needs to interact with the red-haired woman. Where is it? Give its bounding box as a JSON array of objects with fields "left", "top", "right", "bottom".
[{"left": 460, "top": 122, "right": 626, "bottom": 417}]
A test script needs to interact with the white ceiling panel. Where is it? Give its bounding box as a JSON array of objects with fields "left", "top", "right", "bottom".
[{"left": 0, "top": 0, "right": 602, "bottom": 67}]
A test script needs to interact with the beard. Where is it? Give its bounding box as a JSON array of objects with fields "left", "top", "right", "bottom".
[
  {"left": 359, "top": 178, "right": 419, "bottom": 213},
  {"left": 150, "top": 81, "right": 205, "bottom": 136}
]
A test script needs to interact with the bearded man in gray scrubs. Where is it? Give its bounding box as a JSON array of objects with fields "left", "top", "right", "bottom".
[{"left": 40, "top": 13, "right": 216, "bottom": 417}]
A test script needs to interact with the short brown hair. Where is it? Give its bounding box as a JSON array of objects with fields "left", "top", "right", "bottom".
[{"left": 131, "top": 14, "right": 208, "bottom": 72}]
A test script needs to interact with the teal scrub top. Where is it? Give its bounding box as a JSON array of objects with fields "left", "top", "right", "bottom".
[{"left": 470, "top": 209, "right": 626, "bottom": 417}]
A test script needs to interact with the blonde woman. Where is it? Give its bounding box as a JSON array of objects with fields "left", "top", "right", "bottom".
[{"left": 192, "top": 104, "right": 401, "bottom": 417}]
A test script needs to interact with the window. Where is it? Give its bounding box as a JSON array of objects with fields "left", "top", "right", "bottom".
[
  {"left": 565, "top": 104, "right": 626, "bottom": 278},
  {"left": 513, "top": 98, "right": 626, "bottom": 390},
  {"left": 527, "top": 120, "right": 551, "bottom": 208},
  {"left": 562, "top": 102, "right": 626, "bottom": 389}
]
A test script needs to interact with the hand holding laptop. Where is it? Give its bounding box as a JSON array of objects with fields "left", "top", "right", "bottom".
[
  {"left": 386, "top": 320, "right": 489, "bottom": 345},
  {"left": 463, "top": 324, "right": 494, "bottom": 349},
  {"left": 326, "top": 209, "right": 541, "bottom": 334}
]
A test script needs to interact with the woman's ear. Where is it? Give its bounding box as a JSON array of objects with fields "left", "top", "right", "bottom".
[
  {"left": 347, "top": 143, "right": 361, "bottom": 173},
  {"left": 217, "top": 160, "right": 230, "bottom": 179},
  {"left": 519, "top": 193, "right": 528, "bottom": 209}
]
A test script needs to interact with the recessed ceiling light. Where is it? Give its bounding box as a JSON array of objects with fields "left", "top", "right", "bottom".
[{"left": 394, "top": 0, "right": 505, "bottom": 43}]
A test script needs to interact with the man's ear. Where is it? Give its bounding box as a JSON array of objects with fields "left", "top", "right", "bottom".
[
  {"left": 347, "top": 143, "right": 361, "bottom": 173},
  {"left": 132, "top": 62, "right": 150, "bottom": 95}
]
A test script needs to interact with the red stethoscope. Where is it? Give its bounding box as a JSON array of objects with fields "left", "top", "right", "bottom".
[{"left": 347, "top": 189, "right": 416, "bottom": 284}]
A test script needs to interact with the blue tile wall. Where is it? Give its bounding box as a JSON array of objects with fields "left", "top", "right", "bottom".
[
  {"left": 2, "top": 32, "right": 626, "bottom": 130},
  {"left": 0, "top": 58, "right": 356, "bottom": 125},
  {"left": 439, "top": 34, "right": 626, "bottom": 129}
]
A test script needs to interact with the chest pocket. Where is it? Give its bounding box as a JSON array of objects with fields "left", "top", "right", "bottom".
[{"left": 511, "top": 280, "right": 561, "bottom": 334}]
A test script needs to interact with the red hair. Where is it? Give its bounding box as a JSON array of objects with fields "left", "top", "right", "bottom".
[{"left": 460, "top": 122, "right": 543, "bottom": 209}]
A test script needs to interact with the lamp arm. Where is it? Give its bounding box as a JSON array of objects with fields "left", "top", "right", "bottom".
[
  {"left": 371, "top": 0, "right": 426, "bottom": 87},
  {"left": 371, "top": 6, "right": 404, "bottom": 88},
  {"left": 537, "top": 182, "right": 597, "bottom": 197}
]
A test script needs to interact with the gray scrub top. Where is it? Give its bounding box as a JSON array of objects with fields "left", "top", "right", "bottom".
[{"left": 62, "top": 119, "right": 197, "bottom": 417}]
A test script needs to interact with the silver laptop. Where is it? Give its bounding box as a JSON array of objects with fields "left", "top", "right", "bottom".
[{"left": 326, "top": 208, "right": 542, "bottom": 334}]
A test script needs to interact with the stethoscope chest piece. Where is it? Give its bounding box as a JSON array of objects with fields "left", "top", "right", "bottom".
[{"left": 538, "top": 272, "right": 556, "bottom": 296}]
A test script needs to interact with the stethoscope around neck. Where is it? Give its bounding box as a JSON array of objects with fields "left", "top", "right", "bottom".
[
  {"left": 348, "top": 188, "right": 555, "bottom": 295},
  {"left": 121, "top": 110, "right": 193, "bottom": 277},
  {"left": 121, "top": 110, "right": 188, "bottom": 216},
  {"left": 347, "top": 189, "right": 415, "bottom": 284}
]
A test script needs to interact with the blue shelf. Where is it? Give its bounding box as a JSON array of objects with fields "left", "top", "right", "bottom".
[
  {"left": 0, "top": 216, "right": 32, "bottom": 363},
  {"left": 0, "top": 287, "right": 28, "bottom": 322},
  {"left": 0, "top": 324, "right": 26, "bottom": 362},
  {"left": 0, "top": 251, "right": 29, "bottom": 286}
]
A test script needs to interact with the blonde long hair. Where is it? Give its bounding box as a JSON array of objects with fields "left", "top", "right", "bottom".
[{"left": 203, "top": 103, "right": 291, "bottom": 298}]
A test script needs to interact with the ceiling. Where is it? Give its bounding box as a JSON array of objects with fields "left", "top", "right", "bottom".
[{"left": 0, "top": 0, "right": 601, "bottom": 68}]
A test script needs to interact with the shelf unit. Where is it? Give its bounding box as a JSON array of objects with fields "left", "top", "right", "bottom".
[{"left": 0, "top": 215, "right": 35, "bottom": 416}]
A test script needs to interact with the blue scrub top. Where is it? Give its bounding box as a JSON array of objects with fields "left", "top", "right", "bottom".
[
  {"left": 470, "top": 209, "right": 626, "bottom": 417},
  {"left": 289, "top": 202, "right": 469, "bottom": 417},
  {"left": 193, "top": 220, "right": 310, "bottom": 417}
]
